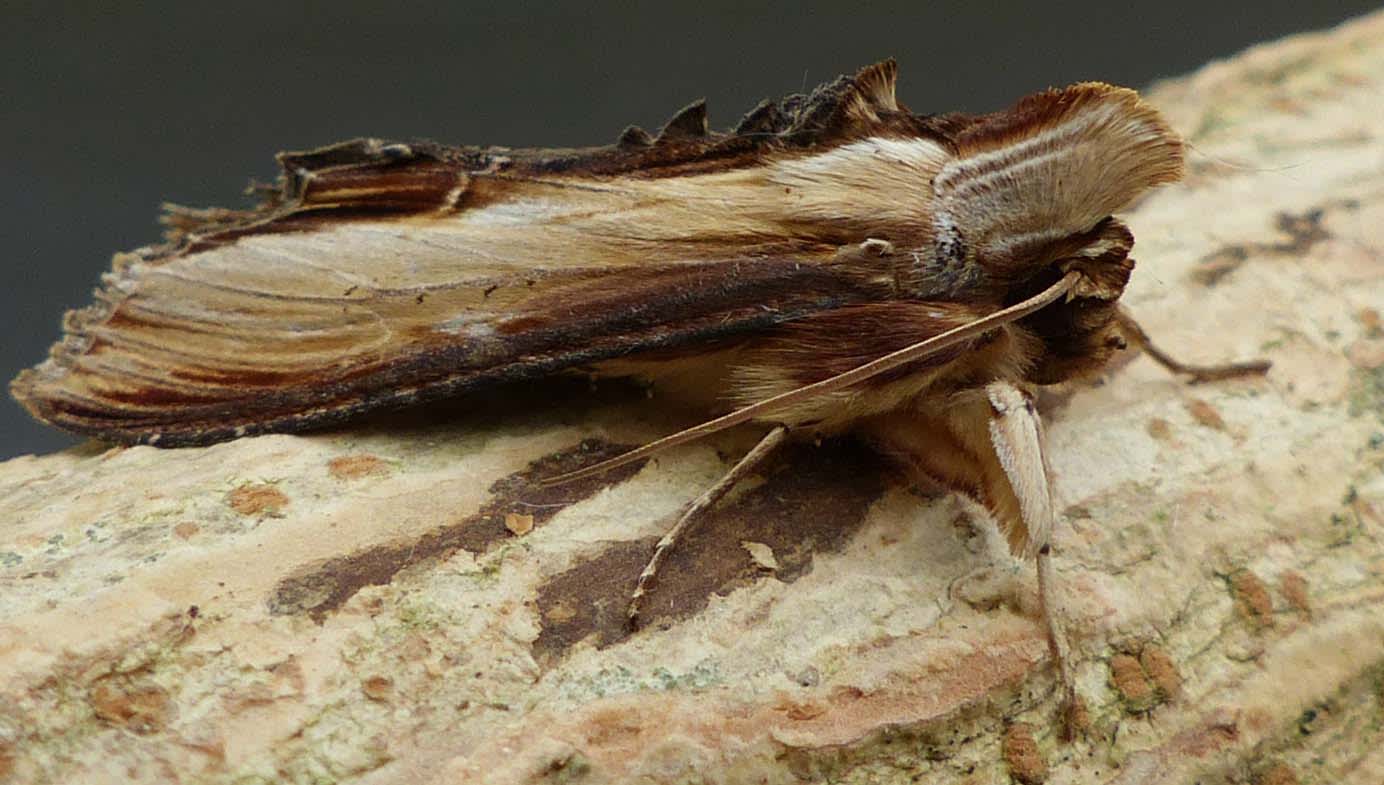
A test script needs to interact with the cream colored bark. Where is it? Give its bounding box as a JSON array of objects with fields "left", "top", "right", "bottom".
[{"left": 3, "top": 12, "right": 1384, "bottom": 784}]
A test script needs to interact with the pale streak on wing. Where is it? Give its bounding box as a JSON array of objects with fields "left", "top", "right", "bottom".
[{"left": 48, "top": 134, "right": 959, "bottom": 357}]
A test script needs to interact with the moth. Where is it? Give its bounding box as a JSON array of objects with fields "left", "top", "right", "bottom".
[{"left": 11, "top": 61, "right": 1266, "bottom": 730}]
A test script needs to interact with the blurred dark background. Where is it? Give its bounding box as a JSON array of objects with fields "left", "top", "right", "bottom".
[{"left": 2, "top": 2, "right": 1376, "bottom": 459}]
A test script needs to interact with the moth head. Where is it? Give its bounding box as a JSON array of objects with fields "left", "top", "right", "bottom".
[{"left": 931, "top": 82, "right": 1183, "bottom": 297}]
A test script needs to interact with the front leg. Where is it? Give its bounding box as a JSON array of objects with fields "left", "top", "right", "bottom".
[
  {"left": 865, "top": 383, "right": 1085, "bottom": 735},
  {"left": 1117, "top": 308, "right": 1271, "bottom": 382},
  {"left": 984, "top": 383, "right": 1084, "bottom": 736}
]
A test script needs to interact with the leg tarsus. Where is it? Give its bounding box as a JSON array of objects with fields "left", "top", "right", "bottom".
[
  {"left": 1117, "top": 308, "right": 1271, "bottom": 383},
  {"left": 1038, "top": 543, "right": 1088, "bottom": 739},
  {"left": 628, "top": 425, "right": 789, "bottom": 630},
  {"left": 986, "top": 383, "right": 1087, "bottom": 738}
]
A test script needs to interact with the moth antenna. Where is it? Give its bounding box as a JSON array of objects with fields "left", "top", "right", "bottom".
[
  {"left": 539, "top": 271, "right": 1082, "bottom": 486},
  {"left": 1184, "top": 139, "right": 1285, "bottom": 175}
]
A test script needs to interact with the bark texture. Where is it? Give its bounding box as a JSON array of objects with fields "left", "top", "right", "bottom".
[{"left": 3, "top": 12, "right": 1384, "bottom": 784}]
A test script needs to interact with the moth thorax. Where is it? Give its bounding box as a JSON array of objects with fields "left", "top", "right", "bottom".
[{"left": 924, "top": 209, "right": 979, "bottom": 297}]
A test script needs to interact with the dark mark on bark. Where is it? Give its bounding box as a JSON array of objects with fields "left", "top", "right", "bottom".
[
  {"left": 268, "top": 438, "right": 643, "bottom": 620},
  {"left": 531, "top": 438, "right": 890, "bottom": 666},
  {"left": 1191, "top": 245, "right": 1250, "bottom": 286},
  {"left": 1192, "top": 208, "right": 1331, "bottom": 286},
  {"left": 1269, "top": 208, "right": 1330, "bottom": 254}
]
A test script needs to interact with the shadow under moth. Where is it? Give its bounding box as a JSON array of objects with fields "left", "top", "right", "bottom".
[{"left": 11, "top": 60, "right": 1267, "bottom": 733}]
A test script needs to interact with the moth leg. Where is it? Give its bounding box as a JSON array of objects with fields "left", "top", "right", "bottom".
[
  {"left": 865, "top": 386, "right": 1085, "bottom": 734},
  {"left": 628, "top": 425, "right": 789, "bottom": 629},
  {"left": 1117, "top": 308, "right": 1270, "bottom": 382},
  {"left": 983, "top": 382, "right": 1084, "bottom": 735}
]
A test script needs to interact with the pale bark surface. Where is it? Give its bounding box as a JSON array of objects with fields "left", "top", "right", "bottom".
[{"left": 3, "top": 12, "right": 1384, "bottom": 784}]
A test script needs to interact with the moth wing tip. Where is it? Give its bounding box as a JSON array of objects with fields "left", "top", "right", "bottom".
[{"left": 8, "top": 363, "right": 63, "bottom": 428}]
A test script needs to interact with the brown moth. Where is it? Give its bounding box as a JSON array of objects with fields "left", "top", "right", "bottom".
[{"left": 10, "top": 61, "right": 1266, "bottom": 731}]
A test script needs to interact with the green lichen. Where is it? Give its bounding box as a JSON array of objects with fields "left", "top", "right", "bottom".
[
  {"left": 1348, "top": 365, "right": 1384, "bottom": 421},
  {"left": 453, "top": 543, "right": 518, "bottom": 585},
  {"left": 649, "top": 660, "right": 722, "bottom": 691},
  {"left": 395, "top": 599, "right": 452, "bottom": 631},
  {"left": 577, "top": 665, "right": 639, "bottom": 699}
]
